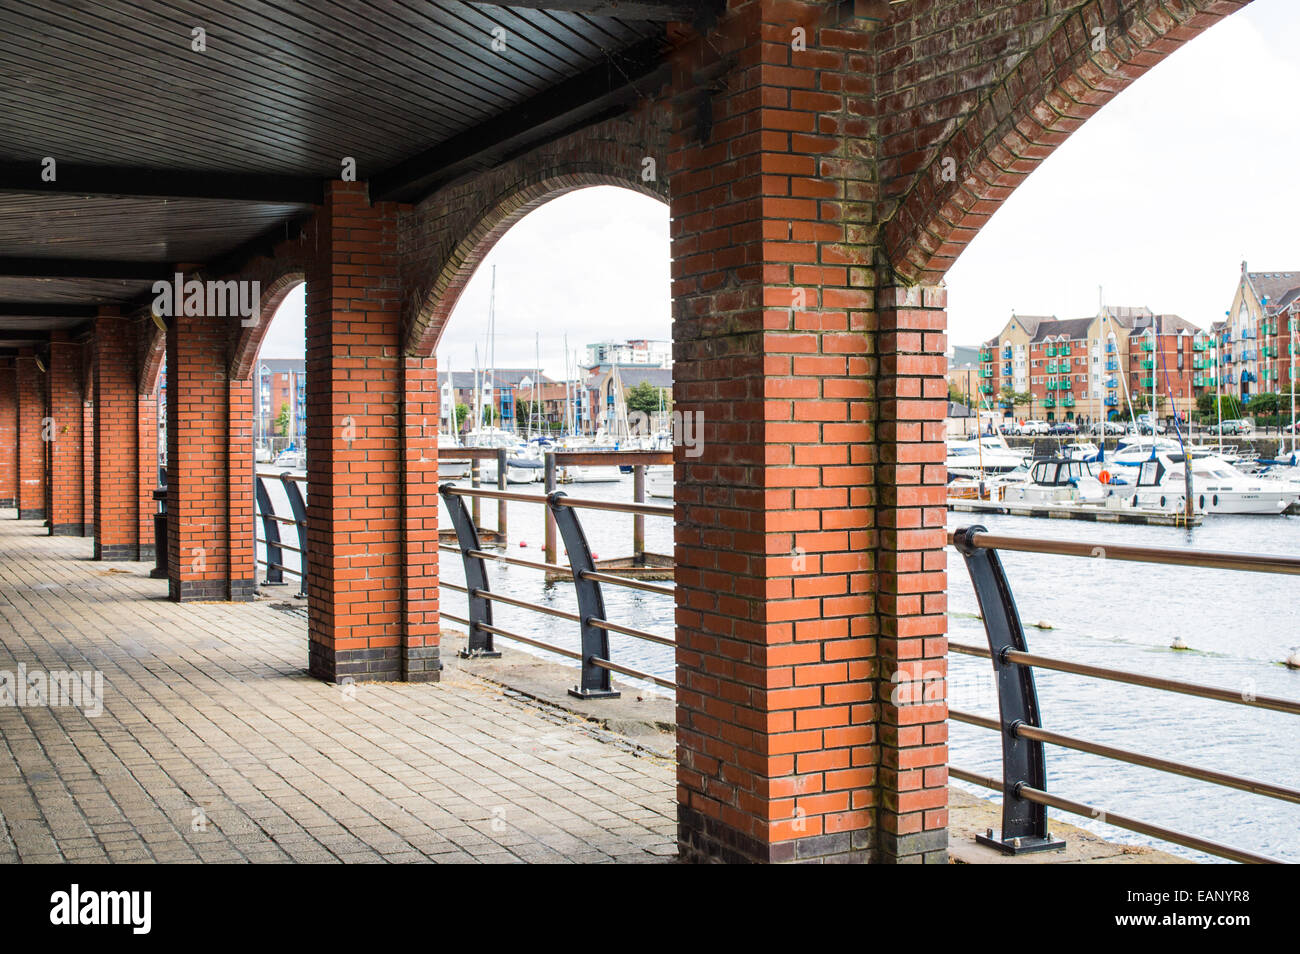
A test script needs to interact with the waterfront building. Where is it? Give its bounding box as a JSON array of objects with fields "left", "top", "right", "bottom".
[
  {"left": 583, "top": 339, "right": 671, "bottom": 369},
  {"left": 981, "top": 308, "right": 1212, "bottom": 422},
  {"left": 1223, "top": 263, "right": 1300, "bottom": 402}
]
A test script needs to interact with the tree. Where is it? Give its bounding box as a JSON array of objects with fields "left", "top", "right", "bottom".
[
  {"left": 481, "top": 405, "right": 496, "bottom": 426},
  {"left": 454, "top": 403, "right": 469, "bottom": 432},
  {"left": 274, "top": 403, "right": 290, "bottom": 436},
  {"left": 625, "top": 379, "right": 665, "bottom": 416},
  {"left": 949, "top": 380, "right": 969, "bottom": 406}
]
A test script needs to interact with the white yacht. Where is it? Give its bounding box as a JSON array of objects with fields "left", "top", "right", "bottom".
[
  {"left": 945, "top": 435, "right": 1026, "bottom": 478},
  {"left": 1104, "top": 452, "right": 1299, "bottom": 515}
]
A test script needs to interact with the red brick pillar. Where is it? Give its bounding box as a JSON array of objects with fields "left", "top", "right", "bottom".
[
  {"left": 46, "top": 333, "right": 87, "bottom": 535},
  {"left": 15, "top": 349, "right": 47, "bottom": 522},
  {"left": 0, "top": 359, "right": 16, "bottom": 509},
  {"left": 93, "top": 311, "right": 152, "bottom": 560},
  {"left": 874, "top": 283, "right": 949, "bottom": 862},
  {"left": 82, "top": 372, "right": 95, "bottom": 537},
  {"left": 302, "top": 181, "right": 441, "bottom": 682},
  {"left": 166, "top": 307, "right": 255, "bottom": 600},
  {"left": 669, "top": 0, "right": 946, "bottom": 863}
]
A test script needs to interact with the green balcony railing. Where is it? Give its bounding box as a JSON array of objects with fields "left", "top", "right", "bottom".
[
  {"left": 1263, "top": 345, "right": 1278, "bottom": 358},
  {"left": 980, "top": 350, "right": 992, "bottom": 362},
  {"left": 979, "top": 368, "right": 993, "bottom": 378},
  {"left": 1058, "top": 345, "right": 1072, "bottom": 356},
  {"left": 1140, "top": 376, "right": 1155, "bottom": 387},
  {"left": 1043, "top": 397, "right": 1056, "bottom": 408},
  {"left": 1193, "top": 358, "right": 1210, "bottom": 370},
  {"left": 1193, "top": 339, "right": 1208, "bottom": 352},
  {"left": 1061, "top": 395, "right": 1076, "bottom": 407},
  {"left": 1140, "top": 358, "right": 1154, "bottom": 370},
  {"left": 1140, "top": 339, "right": 1154, "bottom": 352},
  {"left": 980, "top": 384, "right": 993, "bottom": 394}
]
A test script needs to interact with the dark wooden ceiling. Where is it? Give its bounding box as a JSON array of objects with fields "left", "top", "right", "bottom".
[{"left": 0, "top": 0, "right": 705, "bottom": 350}]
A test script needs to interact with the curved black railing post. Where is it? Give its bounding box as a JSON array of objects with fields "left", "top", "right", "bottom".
[
  {"left": 279, "top": 474, "right": 309, "bottom": 599},
  {"left": 439, "top": 483, "right": 501, "bottom": 658},
  {"left": 953, "top": 524, "right": 1065, "bottom": 854},
  {"left": 254, "top": 475, "right": 286, "bottom": 586},
  {"left": 548, "top": 491, "right": 619, "bottom": 699}
]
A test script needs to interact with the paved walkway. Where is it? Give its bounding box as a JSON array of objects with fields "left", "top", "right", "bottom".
[{"left": 0, "top": 514, "right": 675, "bottom": 863}]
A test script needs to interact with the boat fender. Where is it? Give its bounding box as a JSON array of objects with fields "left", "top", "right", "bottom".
[
  {"left": 1286, "top": 649, "right": 1300, "bottom": 670},
  {"left": 1032, "top": 620, "right": 1053, "bottom": 630},
  {"left": 520, "top": 541, "right": 527, "bottom": 548},
  {"left": 1171, "top": 636, "right": 1189, "bottom": 651}
]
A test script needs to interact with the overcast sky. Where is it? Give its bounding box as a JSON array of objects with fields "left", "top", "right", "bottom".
[{"left": 260, "top": 0, "right": 1298, "bottom": 375}]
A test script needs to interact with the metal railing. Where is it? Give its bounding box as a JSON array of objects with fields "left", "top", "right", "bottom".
[
  {"left": 253, "top": 471, "right": 308, "bottom": 597},
  {"left": 439, "top": 482, "right": 675, "bottom": 697},
  {"left": 947, "top": 524, "right": 1299, "bottom": 864}
]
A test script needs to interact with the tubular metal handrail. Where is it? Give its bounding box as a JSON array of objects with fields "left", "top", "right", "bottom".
[
  {"left": 442, "top": 483, "right": 673, "bottom": 518},
  {"left": 950, "top": 640, "right": 1300, "bottom": 715},
  {"left": 947, "top": 526, "right": 1300, "bottom": 576},
  {"left": 438, "top": 482, "right": 675, "bottom": 697},
  {"left": 949, "top": 766, "right": 1280, "bottom": 865},
  {"left": 949, "top": 523, "right": 1298, "bottom": 864}
]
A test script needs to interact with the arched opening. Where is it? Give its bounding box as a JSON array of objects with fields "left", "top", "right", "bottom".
[
  {"left": 942, "top": 0, "right": 1297, "bottom": 860},
  {"left": 430, "top": 184, "right": 676, "bottom": 693}
]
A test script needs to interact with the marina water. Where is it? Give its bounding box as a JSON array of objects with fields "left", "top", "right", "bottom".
[{"left": 265, "top": 475, "right": 1300, "bottom": 862}]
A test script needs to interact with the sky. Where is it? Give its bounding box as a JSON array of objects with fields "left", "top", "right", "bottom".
[{"left": 259, "top": 0, "right": 1300, "bottom": 375}]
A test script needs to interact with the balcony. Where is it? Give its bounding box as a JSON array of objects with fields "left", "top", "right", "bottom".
[
  {"left": 1193, "top": 358, "right": 1210, "bottom": 370},
  {"left": 1139, "top": 377, "right": 1155, "bottom": 387},
  {"left": 1193, "top": 375, "right": 1214, "bottom": 387},
  {"left": 1103, "top": 395, "right": 1118, "bottom": 407},
  {"left": 1192, "top": 339, "right": 1208, "bottom": 352},
  {"left": 1104, "top": 378, "right": 1118, "bottom": 389},
  {"left": 979, "top": 368, "right": 993, "bottom": 378},
  {"left": 1240, "top": 328, "right": 1254, "bottom": 339},
  {"left": 1045, "top": 346, "right": 1058, "bottom": 357},
  {"left": 1261, "top": 322, "right": 1276, "bottom": 336},
  {"left": 1106, "top": 342, "right": 1116, "bottom": 353},
  {"left": 1139, "top": 358, "right": 1154, "bottom": 370},
  {"left": 1061, "top": 395, "right": 1076, "bottom": 408},
  {"left": 1222, "top": 332, "right": 1233, "bottom": 344},
  {"left": 980, "top": 384, "right": 993, "bottom": 394},
  {"left": 980, "top": 350, "right": 992, "bottom": 362},
  {"left": 1242, "top": 349, "right": 1256, "bottom": 362},
  {"left": 1261, "top": 368, "right": 1275, "bottom": 382},
  {"left": 1242, "top": 371, "right": 1257, "bottom": 384},
  {"left": 1224, "top": 353, "right": 1235, "bottom": 364},
  {"left": 1002, "top": 349, "right": 1012, "bottom": 360},
  {"left": 1002, "top": 364, "right": 1012, "bottom": 376},
  {"left": 1043, "top": 397, "right": 1056, "bottom": 409},
  {"left": 1105, "top": 359, "right": 1118, "bottom": 371},
  {"left": 1263, "top": 345, "right": 1278, "bottom": 359}
]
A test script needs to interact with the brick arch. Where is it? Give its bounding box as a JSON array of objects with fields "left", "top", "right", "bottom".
[
  {"left": 882, "top": 0, "right": 1250, "bottom": 285},
  {"left": 137, "top": 313, "right": 166, "bottom": 395},
  {"left": 401, "top": 109, "right": 670, "bottom": 357},
  {"left": 228, "top": 266, "right": 307, "bottom": 380}
]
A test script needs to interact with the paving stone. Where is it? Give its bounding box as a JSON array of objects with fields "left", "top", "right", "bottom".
[{"left": 0, "top": 519, "right": 676, "bottom": 864}]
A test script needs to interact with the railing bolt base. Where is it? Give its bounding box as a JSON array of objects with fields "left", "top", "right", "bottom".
[
  {"left": 567, "top": 687, "right": 620, "bottom": 700},
  {"left": 459, "top": 648, "right": 502, "bottom": 660},
  {"left": 975, "top": 830, "right": 1066, "bottom": 855}
]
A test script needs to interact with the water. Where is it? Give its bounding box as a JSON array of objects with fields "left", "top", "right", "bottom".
[{"left": 261, "top": 476, "right": 1300, "bottom": 862}]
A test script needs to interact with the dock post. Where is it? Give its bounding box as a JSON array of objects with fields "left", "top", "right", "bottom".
[
  {"left": 440, "top": 484, "right": 501, "bottom": 658},
  {"left": 496, "top": 446, "right": 508, "bottom": 539},
  {"left": 632, "top": 464, "right": 645, "bottom": 565},
  {"left": 470, "top": 457, "right": 481, "bottom": 527},
  {"left": 544, "top": 452, "right": 557, "bottom": 565}
]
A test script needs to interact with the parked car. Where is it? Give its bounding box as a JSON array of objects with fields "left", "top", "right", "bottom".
[
  {"left": 1019, "top": 419, "right": 1051, "bottom": 435},
  {"left": 1214, "top": 419, "right": 1253, "bottom": 436},
  {"left": 1048, "top": 422, "right": 1077, "bottom": 435}
]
